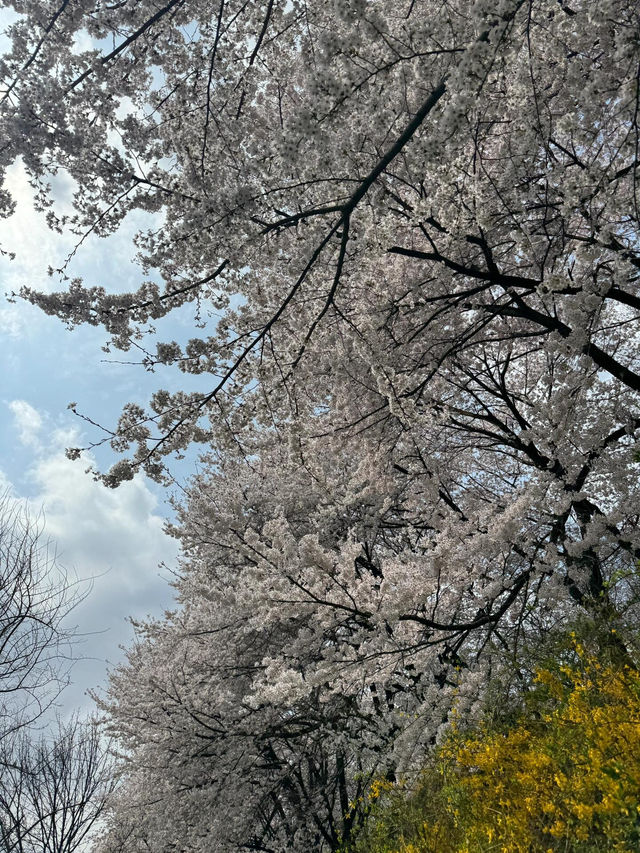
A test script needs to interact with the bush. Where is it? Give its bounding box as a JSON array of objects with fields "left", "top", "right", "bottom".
[{"left": 349, "top": 635, "right": 640, "bottom": 853}]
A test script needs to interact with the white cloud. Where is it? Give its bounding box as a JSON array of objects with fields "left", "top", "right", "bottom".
[
  {"left": 0, "top": 305, "right": 24, "bottom": 338},
  {"left": 8, "top": 399, "right": 44, "bottom": 448},
  {"left": 28, "top": 448, "right": 178, "bottom": 711},
  {"left": 1, "top": 402, "right": 179, "bottom": 717},
  {"left": 30, "top": 449, "right": 173, "bottom": 597},
  {"left": 72, "top": 28, "right": 96, "bottom": 54},
  {"left": 0, "top": 160, "right": 76, "bottom": 291}
]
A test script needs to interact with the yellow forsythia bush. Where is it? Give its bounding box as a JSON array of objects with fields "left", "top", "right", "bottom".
[{"left": 350, "top": 643, "right": 640, "bottom": 853}]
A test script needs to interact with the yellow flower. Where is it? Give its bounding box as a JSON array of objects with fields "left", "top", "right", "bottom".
[{"left": 350, "top": 646, "right": 640, "bottom": 853}]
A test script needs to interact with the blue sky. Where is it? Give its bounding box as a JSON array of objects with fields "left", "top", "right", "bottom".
[{"left": 0, "top": 157, "right": 191, "bottom": 718}]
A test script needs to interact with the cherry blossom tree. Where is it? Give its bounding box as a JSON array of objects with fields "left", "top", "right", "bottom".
[
  {"left": 2, "top": 0, "right": 637, "bottom": 488},
  {"left": 1, "top": 0, "right": 640, "bottom": 849}
]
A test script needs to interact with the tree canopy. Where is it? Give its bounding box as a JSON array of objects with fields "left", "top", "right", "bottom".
[{"left": 1, "top": 0, "right": 640, "bottom": 849}]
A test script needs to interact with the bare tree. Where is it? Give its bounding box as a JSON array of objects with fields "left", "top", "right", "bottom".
[
  {"left": 0, "top": 492, "right": 81, "bottom": 736},
  {"left": 0, "top": 494, "right": 114, "bottom": 851},
  {"left": 0, "top": 716, "right": 116, "bottom": 853}
]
